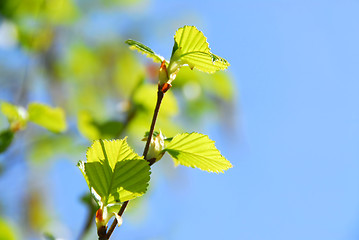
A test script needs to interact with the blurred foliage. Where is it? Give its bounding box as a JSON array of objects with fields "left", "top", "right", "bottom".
[
  {"left": 0, "top": 217, "right": 17, "bottom": 240},
  {"left": 78, "top": 110, "right": 124, "bottom": 140},
  {"left": 28, "top": 102, "right": 67, "bottom": 133},
  {"left": 0, "top": 130, "right": 14, "bottom": 153},
  {"left": 26, "top": 190, "right": 50, "bottom": 232},
  {"left": 1, "top": 101, "right": 67, "bottom": 133},
  {"left": 1, "top": 102, "right": 28, "bottom": 132},
  {"left": 29, "top": 133, "right": 84, "bottom": 163},
  {"left": 0, "top": 0, "right": 235, "bottom": 238}
]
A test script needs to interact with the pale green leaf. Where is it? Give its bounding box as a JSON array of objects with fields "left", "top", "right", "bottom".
[
  {"left": 164, "top": 132, "right": 232, "bottom": 173},
  {"left": 126, "top": 39, "right": 166, "bottom": 63},
  {"left": 1, "top": 101, "right": 28, "bottom": 131},
  {"left": 79, "top": 139, "right": 150, "bottom": 206},
  {"left": 170, "top": 26, "right": 230, "bottom": 73},
  {"left": 28, "top": 103, "right": 67, "bottom": 133}
]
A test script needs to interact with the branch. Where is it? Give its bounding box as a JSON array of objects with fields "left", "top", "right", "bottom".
[
  {"left": 105, "top": 86, "right": 165, "bottom": 239},
  {"left": 142, "top": 89, "right": 164, "bottom": 158}
]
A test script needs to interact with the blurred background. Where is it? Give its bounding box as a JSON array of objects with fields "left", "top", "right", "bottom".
[{"left": 1, "top": 0, "right": 359, "bottom": 239}]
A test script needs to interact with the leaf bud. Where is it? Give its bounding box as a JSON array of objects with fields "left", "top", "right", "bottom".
[
  {"left": 143, "top": 131, "right": 166, "bottom": 162},
  {"left": 158, "top": 60, "right": 169, "bottom": 87}
]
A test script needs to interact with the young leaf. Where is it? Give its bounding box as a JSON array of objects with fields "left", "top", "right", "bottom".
[
  {"left": 28, "top": 103, "right": 67, "bottom": 133},
  {"left": 164, "top": 132, "right": 232, "bottom": 173},
  {"left": 169, "top": 26, "right": 230, "bottom": 74},
  {"left": 78, "top": 139, "right": 150, "bottom": 206},
  {"left": 125, "top": 39, "right": 166, "bottom": 63}
]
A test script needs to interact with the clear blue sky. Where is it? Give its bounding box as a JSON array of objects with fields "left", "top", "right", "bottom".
[{"left": 2, "top": 1, "right": 359, "bottom": 239}]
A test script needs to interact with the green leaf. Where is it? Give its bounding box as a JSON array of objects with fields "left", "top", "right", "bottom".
[
  {"left": 28, "top": 103, "right": 67, "bottom": 133},
  {"left": 0, "top": 129, "right": 14, "bottom": 153},
  {"left": 78, "top": 139, "right": 150, "bottom": 206},
  {"left": 125, "top": 39, "right": 166, "bottom": 63},
  {"left": 164, "top": 132, "right": 232, "bottom": 173},
  {"left": 1, "top": 101, "right": 28, "bottom": 131},
  {"left": 170, "top": 26, "right": 230, "bottom": 73}
]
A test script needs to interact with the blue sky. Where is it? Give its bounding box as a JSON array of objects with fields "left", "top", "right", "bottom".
[{"left": 2, "top": 0, "right": 359, "bottom": 239}]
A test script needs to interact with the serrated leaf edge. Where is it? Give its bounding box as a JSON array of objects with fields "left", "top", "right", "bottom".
[
  {"left": 163, "top": 132, "right": 233, "bottom": 173},
  {"left": 171, "top": 26, "right": 230, "bottom": 72},
  {"left": 80, "top": 138, "right": 151, "bottom": 206}
]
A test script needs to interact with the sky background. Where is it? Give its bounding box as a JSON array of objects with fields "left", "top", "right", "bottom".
[{"left": 1, "top": 0, "right": 359, "bottom": 240}]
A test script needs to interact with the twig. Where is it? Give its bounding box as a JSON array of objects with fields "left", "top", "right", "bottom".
[
  {"left": 105, "top": 201, "right": 128, "bottom": 238},
  {"left": 142, "top": 89, "right": 164, "bottom": 158},
  {"left": 105, "top": 86, "right": 165, "bottom": 239}
]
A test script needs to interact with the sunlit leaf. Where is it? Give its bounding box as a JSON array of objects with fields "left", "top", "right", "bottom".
[
  {"left": 78, "top": 139, "right": 150, "bottom": 206},
  {"left": 170, "top": 26, "right": 230, "bottom": 73},
  {"left": 126, "top": 39, "right": 165, "bottom": 63},
  {"left": 28, "top": 103, "right": 67, "bottom": 133},
  {"left": 164, "top": 132, "right": 232, "bottom": 173}
]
